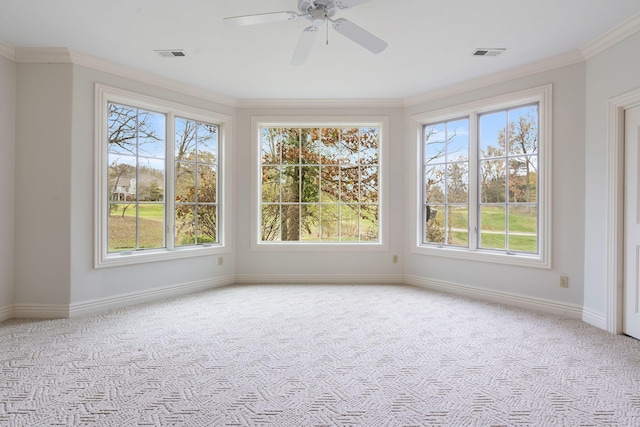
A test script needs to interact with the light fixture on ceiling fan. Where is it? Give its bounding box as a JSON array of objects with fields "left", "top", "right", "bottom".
[{"left": 223, "top": 0, "right": 388, "bottom": 65}]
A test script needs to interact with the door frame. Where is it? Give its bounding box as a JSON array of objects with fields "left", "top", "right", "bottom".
[{"left": 606, "top": 88, "right": 640, "bottom": 334}]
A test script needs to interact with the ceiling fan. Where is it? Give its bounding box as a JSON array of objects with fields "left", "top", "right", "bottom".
[{"left": 223, "top": 0, "right": 388, "bottom": 65}]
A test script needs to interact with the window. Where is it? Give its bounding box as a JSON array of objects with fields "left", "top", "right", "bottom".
[
  {"left": 252, "top": 118, "right": 388, "bottom": 249},
  {"left": 96, "top": 85, "right": 231, "bottom": 267},
  {"left": 412, "top": 85, "right": 551, "bottom": 268}
]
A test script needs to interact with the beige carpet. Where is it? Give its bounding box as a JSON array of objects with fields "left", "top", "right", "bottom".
[{"left": 1, "top": 284, "right": 639, "bottom": 426}]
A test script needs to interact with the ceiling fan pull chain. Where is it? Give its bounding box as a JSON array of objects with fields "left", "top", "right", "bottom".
[{"left": 326, "top": 16, "right": 329, "bottom": 45}]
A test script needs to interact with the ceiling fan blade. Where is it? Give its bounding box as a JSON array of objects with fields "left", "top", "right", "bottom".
[
  {"left": 223, "top": 11, "right": 298, "bottom": 26},
  {"left": 335, "top": 0, "right": 371, "bottom": 9},
  {"left": 332, "top": 18, "right": 387, "bottom": 54},
  {"left": 291, "top": 26, "right": 318, "bottom": 65}
]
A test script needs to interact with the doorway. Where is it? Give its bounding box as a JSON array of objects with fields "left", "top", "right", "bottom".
[{"left": 624, "top": 105, "right": 640, "bottom": 340}]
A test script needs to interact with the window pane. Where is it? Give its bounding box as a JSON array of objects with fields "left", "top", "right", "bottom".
[
  {"left": 340, "top": 128, "right": 360, "bottom": 164},
  {"left": 320, "top": 204, "right": 339, "bottom": 241},
  {"left": 175, "top": 204, "right": 195, "bottom": 246},
  {"left": 281, "top": 204, "right": 300, "bottom": 241},
  {"left": 138, "top": 204, "right": 164, "bottom": 248},
  {"left": 301, "top": 166, "right": 320, "bottom": 203},
  {"left": 340, "top": 165, "right": 359, "bottom": 203},
  {"left": 108, "top": 205, "right": 136, "bottom": 252},
  {"left": 447, "top": 162, "right": 468, "bottom": 204},
  {"left": 175, "top": 117, "right": 196, "bottom": 161},
  {"left": 360, "top": 128, "right": 378, "bottom": 165},
  {"left": 508, "top": 105, "right": 538, "bottom": 156},
  {"left": 479, "top": 111, "right": 507, "bottom": 158},
  {"left": 138, "top": 157, "right": 164, "bottom": 202},
  {"left": 508, "top": 205, "right": 537, "bottom": 253},
  {"left": 281, "top": 166, "right": 300, "bottom": 203},
  {"left": 509, "top": 156, "right": 537, "bottom": 203},
  {"left": 425, "top": 204, "right": 445, "bottom": 244},
  {"left": 447, "top": 118, "right": 469, "bottom": 162},
  {"left": 138, "top": 110, "right": 165, "bottom": 158},
  {"left": 197, "top": 205, "right": 217, "bottom": 244},
  {"left": 448, "top": 206, "right": 468, "bottom": 247},
  {"left": 425, "top": 164, "right": 445, "bottom": 204},
  {"left": 480, "top": 205, "right": 506, "bottom": 250},
  {"left": 262, "top": 166, "right": 280, "bottom": 203},
  {"left": 320, "top": 129, "right": 341, "bottom": 164},
  {"left": 424, "top": 123, "right": 446, "bottom": 165},
  {"left": 341, "top": 204, "right": 359, "bottom": 241},
  {"left": 109, "top": 154, "right": 136, "bottom": 202},
  {"left": 321, "top": 166, "right": 339, "bottom": 202},
  {"left": 197, "top": 122, "right": 218, "bottom": 164},
  {"left": 261, "top": 204, "right": 280, "bottom": 241},
  {"left": 281, "top": 128, "right": 300, "bottom": 164},
  {"left": 361, "top": 166, "right": 378, "bottom": 203},
  {"left": 261, "top": 128, "right": 280, "bottom": 164},
  {"left": 197, "top": 165, "right": 217, "bottom": 203},
  {"left": 360, "top": 204, "right": 379, "bottom": 241},
  {"left": 108, "top": 104, "right": 138, "bottom": 156},
  {"left": 480, "top": 159, "right": 506, "bottom": 203},
  {"left": 175, "top": 162, "right": 196, "bottom": 203},
  {"left": 301, "top": 129, "right": 321, "bottom": 164},
  {"left": 300, "top": 204, "right": 320, "bottom": 241}
]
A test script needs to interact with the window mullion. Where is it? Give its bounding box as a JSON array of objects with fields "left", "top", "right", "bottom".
[
  {"left": 468, "top": 113, "right": 479, "bottom": 251},
  {"left": 166, "top": 112, "right": 176, "bottom": 251}
]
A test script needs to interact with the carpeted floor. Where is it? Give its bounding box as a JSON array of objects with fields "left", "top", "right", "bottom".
[{"left": 1, "top": 284, "right": 639, "bottom": 426}]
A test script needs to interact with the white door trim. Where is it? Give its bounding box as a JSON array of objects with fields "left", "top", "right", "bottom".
[{"left": 606, "top": 88, "right": 640, "bottom": 334}]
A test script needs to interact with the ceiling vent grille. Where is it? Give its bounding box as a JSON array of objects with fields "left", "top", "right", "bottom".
[
  {"left": 155, "top": 49, "right": 187, "bottom": 58},
  {"left": 472, "top": 48, "right": 505, "bottom": 57}
]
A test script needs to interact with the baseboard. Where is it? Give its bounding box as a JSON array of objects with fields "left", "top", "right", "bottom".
[
  {"left": 405, "top": 275, "right": 584, "bottom": 319},
  {"left": 0, "top": 305, "right": 12, "bottom": 322},
  {"left": 582, "top": 307, "right": 607, "bottom": 330},
  {"left": 234, "top": 273, "right": 405, "bottom": 285},
  {"left": 69, "top": 275, "right": 235, "bottom": 317},
  {"left": 12, "top": 304, "right": 70, "bottom": 319}
]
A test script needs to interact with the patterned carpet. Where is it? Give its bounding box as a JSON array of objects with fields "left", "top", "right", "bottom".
[{"left": 1, "top": 284, "right": 640, "bottom": 426}]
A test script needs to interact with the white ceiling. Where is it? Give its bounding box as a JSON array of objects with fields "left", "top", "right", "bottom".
[{"left": 1, "top": 0, "right": 640, "bottom": 100}]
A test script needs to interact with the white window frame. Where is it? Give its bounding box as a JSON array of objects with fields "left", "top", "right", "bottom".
[
  {"left": 410, "top": 85, "right": 552, "bottom": 268},
  {"left": 251, "top": 116, "right": 389, "bottom": 252},
  {"left": 95, "top": 84, "right": 232, "bottom": 268}
]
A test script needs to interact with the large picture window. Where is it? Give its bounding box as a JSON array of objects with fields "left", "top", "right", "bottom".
[
  {"left": 96, "top": 85, "right": 231, "bottom": 267},
  {"left": 252, "top": 118, "right": 388, "bottom": 249},
  {"left": 413, "top": 86, "right": 551, "bottom": 268}
]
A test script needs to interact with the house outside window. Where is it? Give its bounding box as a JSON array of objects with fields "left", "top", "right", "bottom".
[
  {"left": 412, "top": 85, "right": 551, "bottom": 268},
  {"left": 96, "top": 85, "right": 231, "bottom": 267}
]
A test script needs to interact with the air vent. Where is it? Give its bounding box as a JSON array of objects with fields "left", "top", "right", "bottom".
[
  {"left": 154, "top": 49, "right": 187, "bottom": 58},
  {"left": 472, "top": 48, "right": 505, "bottom": 57}
]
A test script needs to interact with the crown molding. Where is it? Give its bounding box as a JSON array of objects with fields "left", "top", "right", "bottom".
[
  {"left": 581, "top": 11, "right": 640, "bottom": 59},
  {"left": 0, "top": 40, "right": 15, "bottom": 61},
  {"left": 12, "top": 47, "right": 237, "bottom": 108},
  {"left": 236, "top": 97, "right": 405, "bottom": 109},
  {"left": 14, "top": 47, "right": 73, "bottom": 63},
  {"left": 404, "top": 49, "right": 584, "bottom": 107}
]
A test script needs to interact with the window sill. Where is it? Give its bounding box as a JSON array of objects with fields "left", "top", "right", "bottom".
[
  {"left": 411, "top": 244, "right": 550, "bottom": 269},
  {"left": 95, "top": 245, "right": 228, "bottom": 268},
  {"left": 252, "top": 242, "right": 388, "bottom": 252}
]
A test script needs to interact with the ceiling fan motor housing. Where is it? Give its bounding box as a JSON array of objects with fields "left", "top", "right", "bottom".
[{"left": 299, "top": 0, "right": 337, "bottom": 18}]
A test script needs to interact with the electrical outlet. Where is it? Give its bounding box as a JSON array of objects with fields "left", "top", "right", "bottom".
[
  {"left": 560, "top": 276, "right": 569, "bottom": 288},
  {"left": 392, "top": 255, "right": 398, "bottom": 264},
  {"left": 218, "top": 256, "right": 224, "bottom": 266}
]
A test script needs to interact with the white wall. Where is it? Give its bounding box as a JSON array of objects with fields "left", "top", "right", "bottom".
[
  {"left": 14, "top": 63, "right": 73, "bottom": 309},
  {"left": 404, "top": 62, "right": 587, "bottom": 310},
  {"left": 68, "top": 64, "right": 236, "bottom": 309},
  {"left": 583, "top": 31, "right": 640, "bottom": 324},
  {"left": 234, "top": 106, "right": 405, "bottom": 282},
  {"left": 0, "top": 54, "right": 16, "bottom": 317}
]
